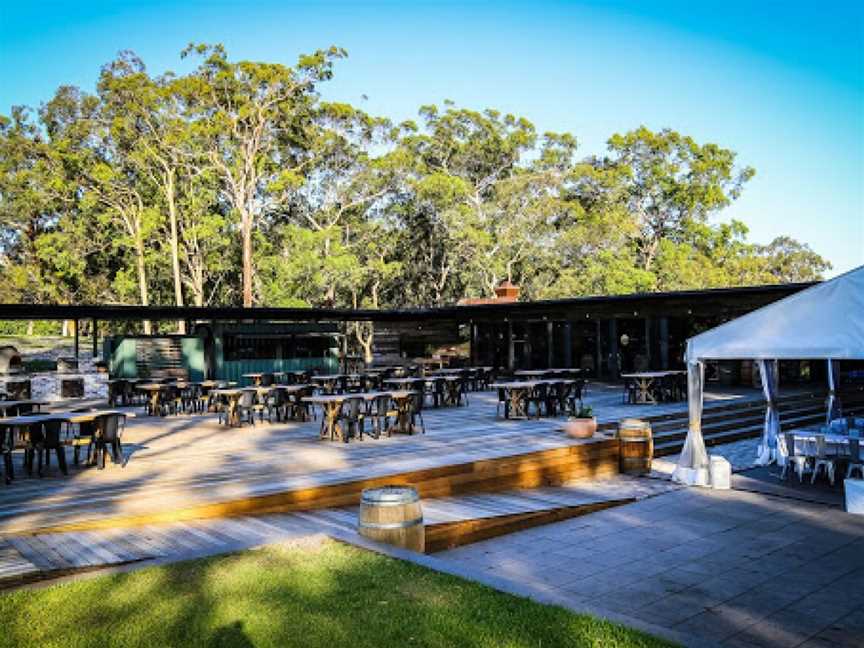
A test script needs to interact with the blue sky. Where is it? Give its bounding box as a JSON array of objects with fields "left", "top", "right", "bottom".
[{"left": 1, "top": 0, "right": 862, "bottom": 276}]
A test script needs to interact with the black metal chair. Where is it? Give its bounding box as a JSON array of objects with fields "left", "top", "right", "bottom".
[
  {"left": 408, "top": 391, "right": 426, "bottom": 434},
  {"left": 527, "top": 383, "right": 548, "bottom": 419},
  {"left": 28, "top": 419, "right": 69, "bottom": 477},
  {"left": 290, "top": 386, "right": 315, "bottom": 422},
  {"left": 622, "top": 378, "right": 637, "bottom": 404},
  {"left": 368, "top": 394, "right": 396, "bottom": 438},
  {"left": 235, "top": 390, "right": 257, "bottom": 426},
  {"left": 496, "top": 388, "right": 509, "bottom": 418},
  {"left": 340, "top": 397, "right": 366, "bottom": 442},
  {"left": 92, "top": 413, "right": 125, "bottom": 469}
]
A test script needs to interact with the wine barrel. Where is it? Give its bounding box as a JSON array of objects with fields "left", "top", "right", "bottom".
[
  {"left": 358, "top": 485, "right": 424, "bottom": 552},
  {"left": 617, "top": 418, "right": 653, "bottom": 475}
]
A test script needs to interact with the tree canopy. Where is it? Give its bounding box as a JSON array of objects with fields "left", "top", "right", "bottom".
[{"left": 0, "top": 44, "right": 831, "bottom": 329}]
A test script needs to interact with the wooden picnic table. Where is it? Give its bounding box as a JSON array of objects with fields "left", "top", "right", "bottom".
[
  {"left": 0, "top": 400, "right": 48, "bottom": 416},
  {"left": 620, "top": 370, "right": 686, "bottom": 404},
  {"left": 490, "top": 380, "right": 576, "bottom": 419},
  {"left": 0, "top": 409, "right": 134, "bottom": 477},
  {"left": 303, "top": 390, "right": 416, "bottom": 442},
  {"left": 513, "top": 368, "right": 578, "bottom": 379},
  {"left": 310, "top": 373, "right": 347, "bottom": 393},
  {"left": 241, "top": 372, "right": 275, "bottom": 386}
]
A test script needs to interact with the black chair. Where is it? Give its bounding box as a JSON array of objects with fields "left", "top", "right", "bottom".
[
  {"left": 234, "top": 391, "right": 256, "bottom": 426},
  {"left": 93, "top": 413, "right": 125, "bottom": 469},
  {"left": 73, "top": 420, "right": 98, "bottom": 465},
  {"left": 546, "top": 381, "right": 566, "bottom": 417},
  {"left": 622, "top": 378, "right": 637, "bottom": 404},
  {"left": 1, "top": 425, "right": 13, "bottom": 484},
  {"left": 340, "top": 397, "right": 366, "bottom": 442},
  {"left": 264, "top": 388, "right": 287, "bottom": 422},
  {"left": 430, "top": 378, "right": 446, "bottom": 408},
  {"left": 290, "top": 386, "right": 315, "bottom": 422},
  {"left": 28, "top": 419, "right": 69, "bottom": 477},
  {"left": 527, "top": 383, "right": 548, "bottom": 419},
  {"left": 261, "top": 373, "right": 275, "bottom": 387},
  {"left": 408, "top": 391, "right": 426, "bottom": 435},
  {"left": 496, "top": 388, "right": 509, "bottom": 419},
  {"left": 369, "top": 394, "right": 396, "bottom": 438}
]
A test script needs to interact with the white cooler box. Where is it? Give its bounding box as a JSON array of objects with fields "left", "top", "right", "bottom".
[
  {"left": 846, "top": 479, "right": 864, "bottom": 516},
  {"left": 709, "top": 455, "right": 731, "bottom": 490}
]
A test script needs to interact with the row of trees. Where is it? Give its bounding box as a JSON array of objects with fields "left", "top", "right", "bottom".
[{"left": 1, "top": 44, "right": 830, "bottom": 341}]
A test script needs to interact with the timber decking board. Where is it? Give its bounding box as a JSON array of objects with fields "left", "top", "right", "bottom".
[{"left": 0, "top": 385, "right": 775, "bottom": 535}]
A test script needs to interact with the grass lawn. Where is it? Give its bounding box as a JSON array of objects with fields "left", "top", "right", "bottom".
[{"left": 0, "top": 539, "right": 675, "bottom": 648}]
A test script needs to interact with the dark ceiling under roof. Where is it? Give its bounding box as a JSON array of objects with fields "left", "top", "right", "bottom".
[{"left": 0, "top": 282, "right": 813, "bottom": 323}]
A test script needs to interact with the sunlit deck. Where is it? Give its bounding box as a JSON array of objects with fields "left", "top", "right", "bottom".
[{"left": 0, "top": 384, "right": 771, "bottom": 536}]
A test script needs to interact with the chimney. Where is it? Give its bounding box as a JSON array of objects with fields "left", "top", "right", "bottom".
[{"left": 494, "top": 280, "right": 520, "bottom": 302}]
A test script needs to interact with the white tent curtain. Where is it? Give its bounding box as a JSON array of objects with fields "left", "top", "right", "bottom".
[
  {"left": 755, "top": 359, "right": 782, "bottom": 466},
  {"left": 825, "top": 359, "right": 839, "bottom": 423},
  {"left": 672, "top": 361, "right": 711, "bottom": 485}
]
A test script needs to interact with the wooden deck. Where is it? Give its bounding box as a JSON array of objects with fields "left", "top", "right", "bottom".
[{"left": 0, "top": 385, "right": 769, "bottom": 537}]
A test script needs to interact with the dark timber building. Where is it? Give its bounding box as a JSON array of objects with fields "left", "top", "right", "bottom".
[{"left": 0, "top": 281, "right": 817, "bottom": 385}]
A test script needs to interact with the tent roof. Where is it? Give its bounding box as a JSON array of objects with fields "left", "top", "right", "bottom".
[{"left": 686, "top": 265, "right": 864, "bottom": 361}]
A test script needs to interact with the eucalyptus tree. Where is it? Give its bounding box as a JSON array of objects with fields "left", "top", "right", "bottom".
[
  {"left": 605, "top": 126, "right": 755, "bottom": 272},
  {"left": 181, "top": 43, "right": 346, "bottom": 306}
]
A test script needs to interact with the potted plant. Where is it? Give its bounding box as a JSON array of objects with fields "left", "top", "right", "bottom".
[{"left": 563, "top": 404, "right": 596, "bottom": 439}]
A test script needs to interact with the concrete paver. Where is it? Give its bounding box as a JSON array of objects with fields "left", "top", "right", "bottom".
[{"left": 435, "top": 485, "right": 864, "bottom": 647}]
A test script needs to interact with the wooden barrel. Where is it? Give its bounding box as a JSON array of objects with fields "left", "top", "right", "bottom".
[
  {"left": 617, "top": 418, "right": 653, "bottom": 475},
  {"left": 358, "top": 485, "right": 424, "bottom": 552}
]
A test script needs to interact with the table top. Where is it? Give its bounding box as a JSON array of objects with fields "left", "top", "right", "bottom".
[
  {"left": 491, "top": 380, "right": 576, "bottom": 389},
  {"left": 791, "top": 430, "right": 861, "bottom": 444},
  {"left": 620, "top": 371, "right": 687, "bottom": 379},
  {"left": 241, "top": 373, "right": 272, "bottom": 378},
  {"left": 211, "top": 388, "right": 245, "bottom": 396},
  {"left": 303, "top": 390, "right": 415, "bottom": 404},
  {"left": 253, "top": 384, "right": 312, "bottom": 393},
  {"left": 0, "top": 400, "right": 49, "bottom": 409},
  {"left": 514, "top": 368, "right": 579, "bottom": 376},
  {"left": 0, "top": 409, "right": 133, "bottom": 426}
]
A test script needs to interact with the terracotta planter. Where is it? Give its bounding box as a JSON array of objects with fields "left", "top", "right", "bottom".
[{"left": 564, "top": 417, "right": 596, "bottom": 439}]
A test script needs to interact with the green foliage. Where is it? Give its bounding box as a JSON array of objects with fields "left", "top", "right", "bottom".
[
  {"left": 0, "top": 541, "right": 674, "bottom": 648},
  {"left": 0, "top": 44, "right": 831, "bottom": 342}
]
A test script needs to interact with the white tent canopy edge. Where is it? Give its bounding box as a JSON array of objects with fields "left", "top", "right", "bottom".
[{"left": 673, "top": 265, "right": 864, "bottom": 487}]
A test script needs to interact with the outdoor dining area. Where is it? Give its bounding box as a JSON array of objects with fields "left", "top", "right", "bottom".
[
  {"left": 781, "top": 417, "right": 864, "bottom": 485},
  {"left": 109, "top": 365, "right": 497, "bottom": 445},
  {"left": 620, "top": 370, "right": 687, "bottom": 404},
  {"left": 491, "top": 369, "right": 586, "bottom": 420},
  {"left": 672, "top": 265, "right": 864, "bottom": 514},
  {"left": 0, "top": 396, "right": 130, "bottom": 484}
]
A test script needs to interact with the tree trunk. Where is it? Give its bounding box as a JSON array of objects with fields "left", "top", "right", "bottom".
[
  {"left": 135, "top": 233, "right": 152, "bottom": 335},
  {"left": 241, "top": 211, "right": 254, "bottom": 308},
  {"left": 166, "top": 171, "right": 185, "bottom": 333}
]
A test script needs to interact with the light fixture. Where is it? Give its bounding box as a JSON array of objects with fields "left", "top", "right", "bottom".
[{"left": 620, "top": 334, "right": 630, "bottom": 347}]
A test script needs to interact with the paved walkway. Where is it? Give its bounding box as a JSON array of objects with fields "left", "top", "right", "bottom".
[{"left": 435, "top": 486, "right": 864, "bottom": 647}]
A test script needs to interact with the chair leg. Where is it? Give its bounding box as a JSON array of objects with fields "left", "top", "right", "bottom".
[{"left": 56, "top": 447, "right": 68, "bottom": 475}]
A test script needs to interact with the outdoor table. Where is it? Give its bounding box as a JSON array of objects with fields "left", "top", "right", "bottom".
[
  {"left": 0, "top": 400, "right": 48, "bottom": 416},
  {"left": 311, "top": 374, "right": 346, "bottom": 393},
  {"left": 135, "top": 383, "right": 171, "bottom": 415},
  {"left": 242, "top": 372, "right": 273, "bottom": 387},
  {"left": 490, "top": 381, "right": 537, "bottom": 419},
  {"left": 790, "top": 430, "right": 859, "bottom": 446},
  {"left": 211, "top": 388, "right": 246, "bottom": 426},
  {"left": 303, "top": 390, "right": 416, "bottom": 441},
  {"left": 620, "top": 370, "right": 686, "bottom": 404},
  {"left": 490, "top": 380, "right": 575, "bottom": 419},
  {"left": 0, "top": 410, "right": 134, "bottom": 477}
]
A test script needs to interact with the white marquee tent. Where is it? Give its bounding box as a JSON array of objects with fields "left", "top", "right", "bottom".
[{"left": 673, "top": 265, "right": 864, "bottom": 486}]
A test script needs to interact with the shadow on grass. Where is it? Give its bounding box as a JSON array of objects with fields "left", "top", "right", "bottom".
[{"left": 0, "top": 539, "right": 674, "bottom": 648}]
